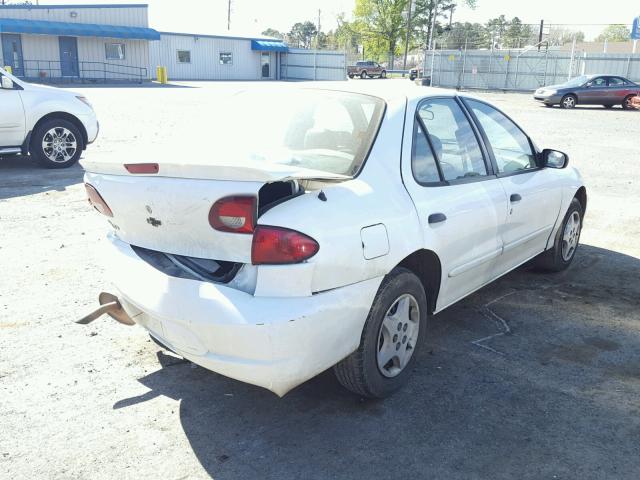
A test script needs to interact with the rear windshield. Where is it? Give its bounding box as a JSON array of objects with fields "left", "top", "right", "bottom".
[{"left": 211, "top": 89, "right": 386, "bottom": 177}]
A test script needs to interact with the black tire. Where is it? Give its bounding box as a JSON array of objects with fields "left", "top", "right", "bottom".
[
  {"left": 360, "top": 70, "right": 367, "bottom": 79},
  {"left": 348, "top": 74, "right": 354, "bottom": 79},
  {"left": 533, "top": 198, "right": 583, "bottom": 272},
  {"left": 544, "top": 104, "right": 553, "bottom": 108},
  {"left": 622, "top": 95, "right": 637, "bottom": 110},
  {"left": 560, "top": 94, "right": 577, "bottom": 109},
  {"left": 30, "top": 118, "right": 84, "bottom": 169},
  {"left": 333, "top": 268, "right": 428, "bottom": 398},
  {"left": 603, "top": 104, "right": 614, "bottom": 109},
  {"left": 380, "top": 70, "right": 387, "bottom": 79}
]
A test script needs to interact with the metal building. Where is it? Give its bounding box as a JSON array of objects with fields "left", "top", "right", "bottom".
[
  {"left": 0, "top": 3, "right": 345, "bottom": 83},
  {"left": 0, "top": 3, "right": 159, "bottom": 82},
  {"left": 149, "top": 32, "right": 287, "bottom": 81}
]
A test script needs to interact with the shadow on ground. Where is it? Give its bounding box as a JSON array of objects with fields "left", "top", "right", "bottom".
[
  {"left": 114, "top": 244, "right": 640, "bottom": 480},
  {"left": 0, "top": 155, "right": 84, "bottom": 199}
]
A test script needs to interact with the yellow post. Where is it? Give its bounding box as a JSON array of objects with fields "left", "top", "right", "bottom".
[
  {"left": 162, "top": 66, "right": 168, "bottom": 84},
  {"left": 156, "top": 65, "right": 164, "bottom": 83},
  {"left": 4, "top": 65, "right": 12, "bottom": 74}
]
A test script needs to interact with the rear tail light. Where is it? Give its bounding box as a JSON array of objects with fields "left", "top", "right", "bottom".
[
  {"left": 208, "top": 196, "right": 256, "bottom": 234},
  {"left": 85, "top": 183, "right": 113, "bottom": 217},
  {"left": 251, "top": 226, "right": 319, "bottom": 265}
]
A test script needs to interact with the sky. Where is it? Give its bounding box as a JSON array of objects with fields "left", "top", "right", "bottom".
[{"left": 32, "top": 0, "right": 640, "bottom": 39}]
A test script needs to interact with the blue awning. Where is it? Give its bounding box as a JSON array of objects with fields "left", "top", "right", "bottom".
[
  {"left": 0, "top": 18, "right": 160, "bottom": 40},
  {"left": 251, "top": 39, "right": 288, "bottom": 52}
]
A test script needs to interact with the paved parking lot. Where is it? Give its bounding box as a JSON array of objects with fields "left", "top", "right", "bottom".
[{"left": 1, "top": 80, "right": 639, "bottom": 479}]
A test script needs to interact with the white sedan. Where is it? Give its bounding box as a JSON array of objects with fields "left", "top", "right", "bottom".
[{"left": 79, "top": 83, "right": 586, "bottom": 398}]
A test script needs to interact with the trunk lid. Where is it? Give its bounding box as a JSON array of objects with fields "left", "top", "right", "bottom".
[{"left": 82, "top": 155, "right": 346, "bottom": 264}]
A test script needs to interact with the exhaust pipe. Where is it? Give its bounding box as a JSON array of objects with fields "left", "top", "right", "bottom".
[{"left": 76, "top": 292, "right": 135, "bottom": 326}]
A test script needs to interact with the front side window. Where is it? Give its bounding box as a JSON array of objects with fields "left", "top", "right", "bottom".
[
  {"left": 466, "top": 99, "right": 536, "bottom": 174},
  {"left": 105, "top": 43, "right": 125, "bottom": 60},
  {"left": 589, "top": 77, "right": 607, "bottom": 87},
  {"left": 417, "top": 98, "right": 487, "bottom": 181},
  {"left": 177, "top": 50, "right": 191, "bottom": 63},
  {"left": 219, "top": 52, "right": 233, "bottom": 65}
]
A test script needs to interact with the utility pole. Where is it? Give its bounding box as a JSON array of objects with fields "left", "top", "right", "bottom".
[
  {"left": 538, "top": 20, "right": 544, "bottom": 51},
  {"left": 402, "top": 0, "right": 413, "bottom": 71},
  {"left": 316, "top": 9, "right": 321, "bottom": 48},
  {"left": 427, "top": 0, "right": 438, "bottom": 51},
  {"left": 227, "top": 0, "right": 231, "bottom": 31}
]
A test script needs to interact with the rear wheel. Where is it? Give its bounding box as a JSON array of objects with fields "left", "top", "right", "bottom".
[
  {"left": 622, "top": 95, "right": 637, "bottom": 110},
  {"left": 30, "top": 118, "right": 83, "bottom": 168},
  {"left": 544, "top": 104, "right": 553, "bottom": 108},
  {"left": 560, "top": 94, "right": 577, "bottom": 109},
  {"left": 334, "top": 268, "right": 427, "bottom": 398},
  {"left": 533, "top": 198, "right": 583, "bottom": 272}
]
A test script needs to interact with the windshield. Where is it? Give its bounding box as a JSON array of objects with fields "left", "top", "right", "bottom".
[
  {"left": 209, "top": 89, "right": 386, "bottom": 177},
  {"left": 563, "top": 75, "right": 589, "bottom": 88}
]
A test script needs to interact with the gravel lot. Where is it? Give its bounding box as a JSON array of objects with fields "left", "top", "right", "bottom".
[{"left": 1, "top": 80, "right": 639, "bottom": 480}]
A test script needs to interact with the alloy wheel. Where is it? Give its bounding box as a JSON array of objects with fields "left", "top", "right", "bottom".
[{"left": 42, "top": 127, "right": 77, "bottom": 163}]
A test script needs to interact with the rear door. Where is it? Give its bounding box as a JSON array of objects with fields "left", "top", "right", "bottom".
[
  {"left": 402, "top": 96, "right": 508, "bottom": 311},
  {"left": 462, "top": 98, "right": 562, "bottom": 274},
  {"left": 607, "top": 76, "right": 635, "bottom": 104}
]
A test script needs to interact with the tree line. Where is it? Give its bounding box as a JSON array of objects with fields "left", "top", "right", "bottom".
[{"left": 263, "top": 0, "right": 631, "bottom": 66}]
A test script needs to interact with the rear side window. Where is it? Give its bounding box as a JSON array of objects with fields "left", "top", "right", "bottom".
[
  {"left": 465, "top": 99, "right": 536, "bottom": 174},
  {"left": 608, "top": 77, "right": 626, "bottom": 86},
  {"left": 412, "top": 122, "right": 441, "bottom": 184},
  {"left": 417, "top": 98, "right": 487, "bottom": 181}
]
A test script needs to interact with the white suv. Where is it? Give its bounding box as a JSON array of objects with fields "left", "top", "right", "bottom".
[{"left": 0, "top": 66, "right": 98, "bottom": 168}]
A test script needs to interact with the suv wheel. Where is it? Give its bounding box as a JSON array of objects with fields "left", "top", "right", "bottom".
[{"left": 30, "top": 118, "right": 84, "bottom": 168}]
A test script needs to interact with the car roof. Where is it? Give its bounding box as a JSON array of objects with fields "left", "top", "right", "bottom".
[{"left": 299, "top": 80, "right": 459, "bottom": 103}]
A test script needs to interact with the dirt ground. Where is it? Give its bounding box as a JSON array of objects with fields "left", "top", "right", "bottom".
[{"left": 1, "top": 80, "right": 639, "bottom": 480}]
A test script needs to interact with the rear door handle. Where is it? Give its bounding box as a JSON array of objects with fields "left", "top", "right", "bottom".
[
  {"left": 428, "top": 213, "right": 447, "bottom": 224},
  {"left": 510, "top": 193, "right": 522, "bottom": 203}
]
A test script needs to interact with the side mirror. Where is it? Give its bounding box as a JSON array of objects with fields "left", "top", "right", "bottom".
[
  {"left": 1, "top": 75, "right": 14, "bottom": 90},
  {"left": 585, "top": 82, "right": 592, "bottom": 88},
  {"left": 541, "top": 149, "right": 569, "bottom": 169}
]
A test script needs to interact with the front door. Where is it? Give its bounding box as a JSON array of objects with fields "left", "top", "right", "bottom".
[
  {"left": 462, "top": 98, "right": 562, "bottom": 274},
  {"left": 59, "top": 36, "right": 79, "bottom": 77},
  {"left": 579, "top": 76, "right": 608, "bottom": 104},
  {"left": 0, "top": 73, "right": 26, "bottom": 146},
  {"left": 261, "top": 52, "right": 270, "bottom": 78},
  {"left": 1, "top": 34, "right": 24, "bottom": 77},
  {"left": 402, "top": 96, "right": 508, "bottom": 311}
]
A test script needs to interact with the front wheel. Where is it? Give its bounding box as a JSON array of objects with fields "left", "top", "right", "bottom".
[
  {"left": 533, "top": 198, "right": 583, "bottom": 272},
  {"left": 560, "top": 94, "right": 577, "bottom": 109},
  {"left": 380, "top": 70, "right": 387, "bottom": 79},
  {"left": 30, "top": 118, "right": 84, "bottom": 168},
  {"left": 334, "top": 268, "right": 427, "bottom": 398}
]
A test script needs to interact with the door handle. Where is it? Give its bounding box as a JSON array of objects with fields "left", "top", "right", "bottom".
[
  {"left": 510, "top": 193, "right": 522, "bottom": 203},
  {"left": 428, "top": 213, "right": 447, "bottom": 224}
]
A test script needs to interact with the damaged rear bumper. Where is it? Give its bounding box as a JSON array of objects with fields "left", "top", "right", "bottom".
[{"left": 100, "top": 234, "right": 381, "bottom": 396}]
